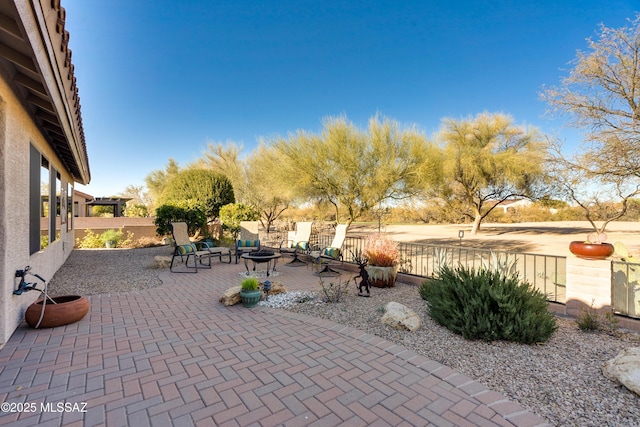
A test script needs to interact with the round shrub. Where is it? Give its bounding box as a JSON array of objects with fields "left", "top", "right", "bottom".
[{"left": 419, "top": 265, "right": 557, "bottom": 344}]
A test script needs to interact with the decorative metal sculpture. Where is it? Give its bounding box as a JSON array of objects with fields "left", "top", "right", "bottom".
[{"left": 351, "top": 251, "right": 371, "bottom": 297}]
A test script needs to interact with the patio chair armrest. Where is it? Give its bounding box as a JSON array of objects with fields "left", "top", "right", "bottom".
[{"left": 194, "top": 242, "right": 210, "bottom": 251}]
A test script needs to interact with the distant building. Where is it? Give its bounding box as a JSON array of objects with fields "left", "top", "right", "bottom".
[
  {"left": 72, "top": 189, "right": 93, "bottom": 217},
  {"left": 492, "top": 199, "right": 533, "bottom": 214},
  {"left": 72, "top": 190, "right": 131, "bottom": 217},
  {"left": 0, "top": 1, "right": 90, "bottom": 349}
]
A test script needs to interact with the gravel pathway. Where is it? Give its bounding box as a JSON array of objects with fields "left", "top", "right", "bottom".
[{"left": 48, "top": 247, "right": 640, "bottom": 426}]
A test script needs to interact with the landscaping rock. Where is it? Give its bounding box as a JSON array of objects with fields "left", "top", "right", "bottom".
[
  {"left": 219, "top": 282, "right": 287, "bottom": 306},
  {"left": 602, "top": 347, "right": 640, "bottom": 396},
  {"left": 266, "top": 281, "right": 287, "bottom": 296},
  {"left": 219, "top": 286, "right": 242, "bottom": 306},
  {"left": 380, "top": 301, "right": 422, "bottom": 331}
]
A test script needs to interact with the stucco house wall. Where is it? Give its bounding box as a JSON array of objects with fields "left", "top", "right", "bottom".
[
  {"left": 0, "top": 75, "right": 76, "bottom": 347},
  {"left": 0, "top": 1, "right": 90, "bottom": 349}
]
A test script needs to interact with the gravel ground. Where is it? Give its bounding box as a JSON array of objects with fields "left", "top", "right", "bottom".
[
  {"left": 48, "top": 247, "right": 640, "bottom": 426},
  {"left": 47, "top": 246, "right": 171, "bottom": 295}
]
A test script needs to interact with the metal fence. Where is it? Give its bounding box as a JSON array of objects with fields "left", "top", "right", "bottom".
[
  {"left": 612, "top": 261, "right": 640, "bottom": 318},
  {"left": 313, "top": 233, "right": 567, "bottom": 304}
]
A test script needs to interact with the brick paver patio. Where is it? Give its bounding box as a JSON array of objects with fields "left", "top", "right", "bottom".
[{"left": 0, "top": 255, "right": 550, "bottom": 426}]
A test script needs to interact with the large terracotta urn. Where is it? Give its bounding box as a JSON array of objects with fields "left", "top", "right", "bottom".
[
  {"left": 569, "top": 241, "right": 615, "bottom": 260},
  {"left": 25, "top": 295, "right": 90, "bottom": 328}
]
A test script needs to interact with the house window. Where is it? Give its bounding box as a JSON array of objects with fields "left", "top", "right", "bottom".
[
  {"left": 41, "top": 158, "right": 50, "bottom": 249},
  {"left": 29, "top": 145, "right": 50, "bottom": 253},
  {"left": 53, "top": 171, "right": 61, "bottom": 242},
  {"left": 67, "top": 183, "right": 73, "bottom": 231}
]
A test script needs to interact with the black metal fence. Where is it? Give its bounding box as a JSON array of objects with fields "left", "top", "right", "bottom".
[
  {"left": 612, "top": 261, "right": 640, "bottom": 318},
  {"left": 313, "top": 233, "right": 567, "bottom": 304}
]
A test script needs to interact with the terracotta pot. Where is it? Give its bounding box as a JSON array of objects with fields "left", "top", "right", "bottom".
[
  {"left": 569, "top": 241, "right": 615, "bottom": 260},
  {"left": 25, "top": 295, "right": 90, "bottom": 328},
  {"left": 365, "top": 265, "right": 398, "bottom": 288}
]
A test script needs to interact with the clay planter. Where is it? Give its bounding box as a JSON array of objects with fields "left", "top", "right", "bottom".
[
  {"left": 365, "top": 265, "right": 399, "bottom": 288},
  {"left": 25, "top": 295, "right": 90, "bottom": 328},
  {"left": 569, "top": 241, "right": 615, "bottom": 260}
]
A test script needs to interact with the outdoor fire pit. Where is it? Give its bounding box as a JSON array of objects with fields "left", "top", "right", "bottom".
[{"left": 241, "top": 251, "right": 281, "bottom": 277}]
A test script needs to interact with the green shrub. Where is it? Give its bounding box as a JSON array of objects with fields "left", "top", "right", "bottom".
[
  {"left": 159, "top": 169, "right": 235, "bottom": 220},
  {"left": 219, "top": 203, "right": 260, "bottom": 239},
  {"left": 154, "top": 203, "right": 207, "bottom": 236},
  {"left": 575, "top": 300, "right": 620, "bottom": 334},
  {"left": 419, "top": 265, "right": 557, "bottom": 344},
  {"left": 76, "top": 229, "right": 104, "bottom": 248}
]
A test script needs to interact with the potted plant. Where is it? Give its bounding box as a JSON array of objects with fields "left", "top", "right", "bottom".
[
  {"left": 239, "top": 277, "right": 262, "bottom": 308},
  {"left": 101, "top": 229, "right": 122, "bottom": 248},
  {"left": 566, "top": 182, "right": 635, "bottom": 260},
  {"left": 363, "top": 235, "right": 400, "bottom": 288},
  {"left": 549, "top": 148, "right": 640, "bottom": 260}
]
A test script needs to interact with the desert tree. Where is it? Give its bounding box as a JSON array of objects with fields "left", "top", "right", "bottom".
[
  {"left": 546, "top": 138, "right": 640, "bottom": 242},
  {"left": 118, "top": 185, "right": 151, "bottom": 217},
  {"left": 144, "top": 158, "right": 180, "bottom": 205},
  {"left": 542, "top": 14, "right": 640, "bottom": 178},
  {"left": 243, "top": 144, "right": 293, "bottom": 232},
  {"left": 198, "top": 142, "right": 292, "bottom": 231},
  {"left": 274, "top": 115, "right": 438, "bottom": 225},
  {"left": 436, "top": 112, "right": 548, "bottom": 235},
  {"left": 542, "top": 15, "right": 640, "bottom": 239},
  {"left": 197, "top": 142, "right": 248, "bottom": 202}
]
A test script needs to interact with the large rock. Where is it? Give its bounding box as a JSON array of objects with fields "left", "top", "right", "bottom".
[
  {"left": 219, "top": 282, "right": 288, "bottom": 306},
  {"left": 380, "top": 301, "right": 422, "bottom": 331},
  {"left": 266, "top": 281, "right": 287, "bottom": 296},
  {"left": 602, "top": 347, "right": 640, "bottom": 396},
  {"left": 219, "top": 286, "right": 242, "bottom": 306}
]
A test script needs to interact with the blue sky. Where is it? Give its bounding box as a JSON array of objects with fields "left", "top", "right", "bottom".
[{"left": 63, "top": 0, "right": 638, "bottom": 197}]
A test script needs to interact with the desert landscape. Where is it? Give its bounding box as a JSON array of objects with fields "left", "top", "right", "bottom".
[{"left": 350, "top": 221, "right": 640, "bottom": 258}]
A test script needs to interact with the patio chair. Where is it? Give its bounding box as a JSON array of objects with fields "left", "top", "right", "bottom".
[
  {"left": 169, "top": 222, "right": 212, "bottom": 273},
  {"left": 198, "top": 238, "right": 233, "bottom": 263},
  {"left": 279, "top": 221, "right": 312, "bottom": 266},
  {"left": 310, "top": 223, "right": 348, "bottom": 276},
  {"left": 235, "top": 221, "right": 261, "bottom": 263}
]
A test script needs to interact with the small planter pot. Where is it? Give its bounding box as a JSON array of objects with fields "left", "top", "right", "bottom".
[
  {"left": 365, "top": 265, "right": 399, "bottom": 288},
  {"left": 25, "top": 295, "right": 90, "bottom": 328},
  {"left": 239, "top": 289, "right": 262, "bottom": 308},
  {"left": 569, "top": 241, "right": 615, "bottom": 260}
]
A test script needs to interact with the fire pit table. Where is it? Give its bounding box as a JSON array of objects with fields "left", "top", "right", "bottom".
[{"left": 241, "top": 251, "right": 282, "bottom": 277}]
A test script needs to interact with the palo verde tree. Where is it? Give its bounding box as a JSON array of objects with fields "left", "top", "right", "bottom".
[
  {"left": 436, "top": 112, "right": 548, "bottom": 234},
  {"left": 197, "top": 142, "right": 248, "bottom": 203},
  {"left": 244, "top": 144, "right": 293, "bottom": 232},
  {"left": 198, "top": 142, "right": 293, "bottom": 231},
  {"left": 145, "top": 158, "right": 180, "bottom": 205},
  {"left": 542, "top": 14, "right": 640, "bottom": 178},
  {"left": 274, "top": 115, "right": 437, "bottom": 225}
]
